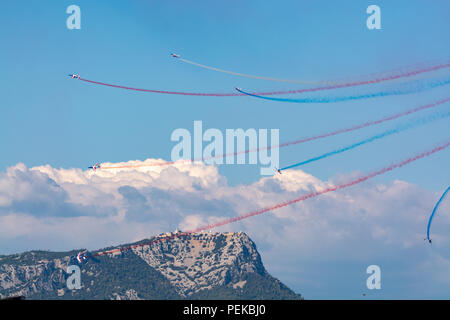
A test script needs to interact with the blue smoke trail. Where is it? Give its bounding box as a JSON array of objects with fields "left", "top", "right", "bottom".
[
  {"left": 426, "top": 186, "right": 450, "bottom": 243},
  {"left": 280, "top": 111, "right": 450, "bottom": 171},
  {"left": 236, "top": 77, "right": 450, "bottom": 103}
]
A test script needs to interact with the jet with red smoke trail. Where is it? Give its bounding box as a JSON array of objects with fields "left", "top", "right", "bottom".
[
  {"left": 88, "top": 162, "right": 101, "bottom": 171},
  {"left": 74, "top": 61, "right": 450, "bottom": 97}
]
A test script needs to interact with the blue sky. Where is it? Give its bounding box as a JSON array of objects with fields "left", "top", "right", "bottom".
[
  {"left": 1, "top": 0, "right": 449, "bottom": 188},
  {"left": 1, "top": 1, "right": 450, "bottom": 299}
]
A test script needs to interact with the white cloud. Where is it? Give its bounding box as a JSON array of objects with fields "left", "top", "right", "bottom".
[{"left": 0, "top": 159, "right": 448, "bottom": 298}]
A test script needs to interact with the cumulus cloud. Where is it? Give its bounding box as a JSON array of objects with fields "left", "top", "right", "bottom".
[{"left": 0, "top": 159, "right": 449, "bottom": 298}]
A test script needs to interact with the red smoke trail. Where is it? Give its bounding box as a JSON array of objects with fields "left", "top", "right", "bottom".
[
  {"left": 100, "top": 162, "right": 177, "bottom": 170},
  {"left": 78, "top": 62, "right": 450, "bottom": 97},
  {"left": 252, "top": 62, "right": 450, "bottom": 96},
  {"left": 100, "top": 97, "right": 450, "bottom": 170},
  {"left": 90, "top": 141, "right": 449, "bottom": 258},
  {"left": 79, "top": 78, "right": 238, "bottom": 96},
  {"left": 241, "top": 97, "right": 450, "bottom": 155}
]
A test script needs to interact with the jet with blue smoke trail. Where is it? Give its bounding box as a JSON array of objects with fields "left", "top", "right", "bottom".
[
  {"left": 426, "top": 186, "right": 450, "bottom": 244},
  {"left": 277, "top": 110, "right": 450, "bottom": 172},
  {"left": 236, "top": 77, "right": 450, "bottom": 103}
]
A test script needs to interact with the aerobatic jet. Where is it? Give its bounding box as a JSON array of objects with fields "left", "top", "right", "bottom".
[
  {"left": 170, "top": 53, "right": 180, "bottom": 58},
  {"left": 68, "top": 74, "right": 80, "bottom": 79},
  {"left": 76, "top": 251, "right": 87, "bottom": 263},
  {"left": 69, "top": 250, "right": 88, "bottom": 264},
  {"left": 88, "top": 162, "right": 101, "bottom": 171},
  {"left": 274, "top": 167, "right": 282, "bottom": 174}
]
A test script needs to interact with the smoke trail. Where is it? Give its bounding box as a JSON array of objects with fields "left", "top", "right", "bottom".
[
  {"left": 426, "top": 186, "right": 450, "bottom": 243},
  {"left": 236, "top": 77, "right": 450, "bottom": 103},
  {"left": 250, "top": 62, "right": 450, "bottom": 96},
  {"left": 78, "top": 78, "right": 238, "bottom": 96},
  {"left": 100, "top": 98, "right": 450, "bottom": 171},
  {"left": 75, "top": 61, "right": 450, "bottom": 97},
  {"left": 177, "top": 56, "right": 337, "bottom": 85},
  {"left": 100, "top": 161, "right": 176, "bottom": 170},
  {"left": 275, "top": 98, "right": 450, "bottom": 148},
  {"left": 280, "top": 111, "right": 450, "bottom": 171},
  {"left": 175, "top": 55, "right": 450, "bottom": 86},
  {"left": 89, "top": 141, "right": 449, "bottom": 259}
]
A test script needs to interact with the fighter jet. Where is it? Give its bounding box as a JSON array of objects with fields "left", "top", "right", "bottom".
[
  {"left": 69, "top": 250, "right": 88, "bottom": 264},
  {"left": 76, "top": 251, "right": 87, "bottom": 263},
  {"left": 88, "top": 162, "right": 101, "bottom": 171}
]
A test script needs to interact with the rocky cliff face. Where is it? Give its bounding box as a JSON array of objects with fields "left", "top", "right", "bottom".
[
  {"left": 0, "top": 252, "right": 70, "bottom": 299},
  {"left": 0, "top": 232, "right": 301, "bottom": 300},
  {"left": 132, "top": 231, "right": 266, "bottom": 297}
]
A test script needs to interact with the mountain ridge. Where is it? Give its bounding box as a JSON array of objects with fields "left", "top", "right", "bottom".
[{"left": 0, "top": 231, "right": 302, "bottom": 300}]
